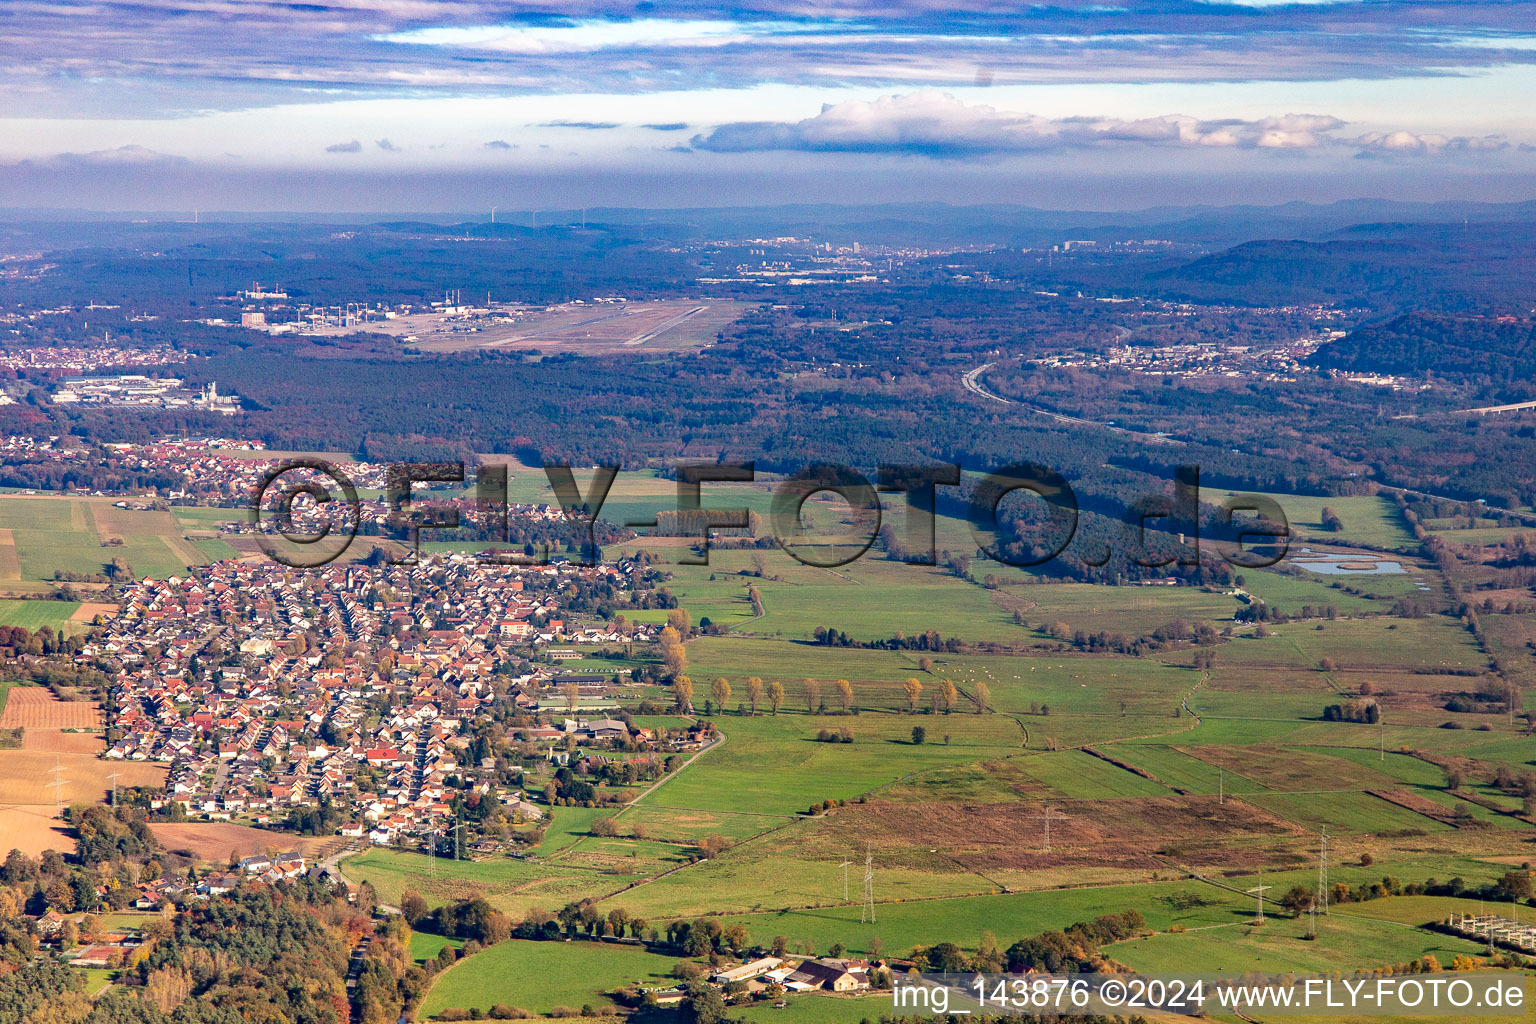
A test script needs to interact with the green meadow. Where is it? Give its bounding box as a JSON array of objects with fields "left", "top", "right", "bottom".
[
  {"left": 0, "top": 494, "right": 210, "bottom": 583},
  {"left": 0, "top": 598, "right": 80, "bottom": 633},
  {"left": 1107, "top": 912, "right": 1485, "bottom": 975},
  {"left": 419, "top": 939, "right": 680, "bottom": 1016},
  {"left": 648, "top": 880, "right": 1249, "bottom": 957},
  {"left": 1213, "top": 491, "right": 1418, "bottom": 551},
  {"left": 641, "top": 711, "right": 1024, "bottom": 816}
]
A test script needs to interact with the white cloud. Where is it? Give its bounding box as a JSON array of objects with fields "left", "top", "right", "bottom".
[
  {"left": 1353, "top": 130, "right": 1509, "bottom": 155},
  {"left": 691, "top": 91, "right": 1351, "bottom": 156}
]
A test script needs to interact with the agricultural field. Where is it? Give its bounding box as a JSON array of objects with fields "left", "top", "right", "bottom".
[
  {"left": 1107, "top": 911, "right": 1485, "bottom": 975},
  {"left": 645, "top": 879, "right": 1249, "bottom": 957},
  {"left": 344, "top": 844, "right": 647, "bottom": 917},
  {"left": 638, "top": 711, "right": 1024, "bottom": 816},
  {"left": 680, "top": 638, "right": 1195, "bottom": 719},
  {"left": 409, "top": 931, "right": 464, "bottom": 965},
  {"left": 146, "top": 822, "right": 333, "bottom": 862},
  {"left": 0, "top": 697, "right": 162, "bottom": 855},
  {"left": 0, "top": 494, "right": 212, "bottom": 585},
  {"left": 0, "top": 598, "right": 81, "bottom": 633},
  {"left": 1213, "top": 491, "right": 1418, "bottom": 551},
  {"left": 1235, "top": 566, "right": 1422, "bottom": 614},
  {"left": 1015, "top": 750, "right": 1173, "bottom": 799},
  {"left": 0, "top": 750, "right": 162, "bottom": 804},
  {"left": 0, "top": 684, "right": 102, "bottom": 730},
  {"left": 0, "top": 805, "right": 77, "bottom": 857},
  {"left": 419, "top": 939, "right": 680, "bottom": 1016},
  {"left": 736, "top": 993, "right": 892, "bottom": 1024}
]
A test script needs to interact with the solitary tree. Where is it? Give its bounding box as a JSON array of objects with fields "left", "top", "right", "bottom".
[
  {"left": 903, "top": 677, "right": 924, "bottom": 713},
  {"left": 972, "top": 680, "right": 991, "bottom": 714},
  {"left": 672, "top": 675, "right": 695, "bottom": 712},
  {"left": 711, "top": 676, "right": 732, "bottom": 712},
  {"left": 835, "top": 678, "right": 853, "bottom": 713},
  {"left": 911, "top": 725, "right": 926, "bottom": 745},
  {"left": 804, "top": 678, "right": 822, "bottom": 713},
  {"left": 767, "top": 680, "right": 785, "bottom": 715}
]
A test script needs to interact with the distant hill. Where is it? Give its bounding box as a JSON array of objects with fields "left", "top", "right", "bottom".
[
  {"left": 1109, "top": 222, "right": 1536, "bottom": 313},
  {"left": 1308, "top": 312, "right": 1536, "bottom": 382}
]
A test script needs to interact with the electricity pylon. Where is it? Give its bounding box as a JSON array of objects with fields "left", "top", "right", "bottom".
[{"left": 860, "top": 852, "right": 875, "bottom": 924}]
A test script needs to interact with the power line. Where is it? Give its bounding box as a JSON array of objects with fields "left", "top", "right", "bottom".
[
  {"left": 1316, "top": 828, "right": 1329, "bottom": 918},
  {"left": 1247, "top": 878, "right": 1271, "bottom": 927},
  {"left": 860, "top": 851, "right": 875, "bottom": 924},
  {"left": 47, "top": 755, "right": 67, "bottom": 813},
  {"left": 1036, "top": 804, "right": 1069, "bottom": 853},
  {"left": 839, "top": 859, "right": 852, "bottom": 902}
]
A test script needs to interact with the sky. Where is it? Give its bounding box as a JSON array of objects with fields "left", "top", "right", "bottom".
[{"left": 2, "top": 1, "right": 1535, "bottom": 211}]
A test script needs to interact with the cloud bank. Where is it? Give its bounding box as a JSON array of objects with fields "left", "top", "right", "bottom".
[{"left": 690, "top": 92, "right": 1504, "bottom": 159}]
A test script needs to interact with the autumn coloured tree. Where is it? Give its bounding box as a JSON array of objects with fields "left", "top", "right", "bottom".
[
  {"left": 659, "top": 626, "right": 687, "bottom": 678},
  {"left": 672, "top": 675, "right": 695, "bottom": 712},
  {"left": 745, "top": 676, "right": 764, "bottom": 713}
]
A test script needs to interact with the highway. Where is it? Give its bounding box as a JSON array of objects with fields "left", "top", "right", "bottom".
[{"left": 961, "top": 362, "right": 1184, "bottom": 446}]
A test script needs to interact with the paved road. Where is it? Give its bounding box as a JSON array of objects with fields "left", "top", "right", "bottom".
[
  {"left": 961, "top": 362, "right": 1184, "bottom": 445},
  {"left": 961, "top": 362, "right": 1012, "bottom": 405}
]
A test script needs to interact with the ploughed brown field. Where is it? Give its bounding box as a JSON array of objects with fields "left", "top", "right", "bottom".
[
  {"left": 814, "top": 795, "right": 1306, "bottom": 874},
  {"left": 0, "top": 806, "right": 77, "bottom": 857},
  {"left": 21, "top": 730, "right": 103, "bottom": 753},
  {"left": 0, "top": 751, "right": 163, "bottom": 804},
  {"left": 0, "top": 686, "right": 102, "bottom": 730},
  {"left": 70, "top": 602, "right": 118, "bottom": 622},
  {"left": 148, "top": 822, "right": 333, "bottom": 862}
]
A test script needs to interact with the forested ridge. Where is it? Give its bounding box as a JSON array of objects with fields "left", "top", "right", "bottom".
[{"left": 1310, "top": 312, "right": 1536, "bottom": 382}]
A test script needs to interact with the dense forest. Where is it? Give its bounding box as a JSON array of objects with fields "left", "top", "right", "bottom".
[{"left": 1310, "top": 312, "right": 1536, "bottom": 382}]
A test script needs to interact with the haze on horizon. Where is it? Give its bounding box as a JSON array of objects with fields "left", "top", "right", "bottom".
[{"left": 3, "top": 1, "right": 1535, "bottom": 212}]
